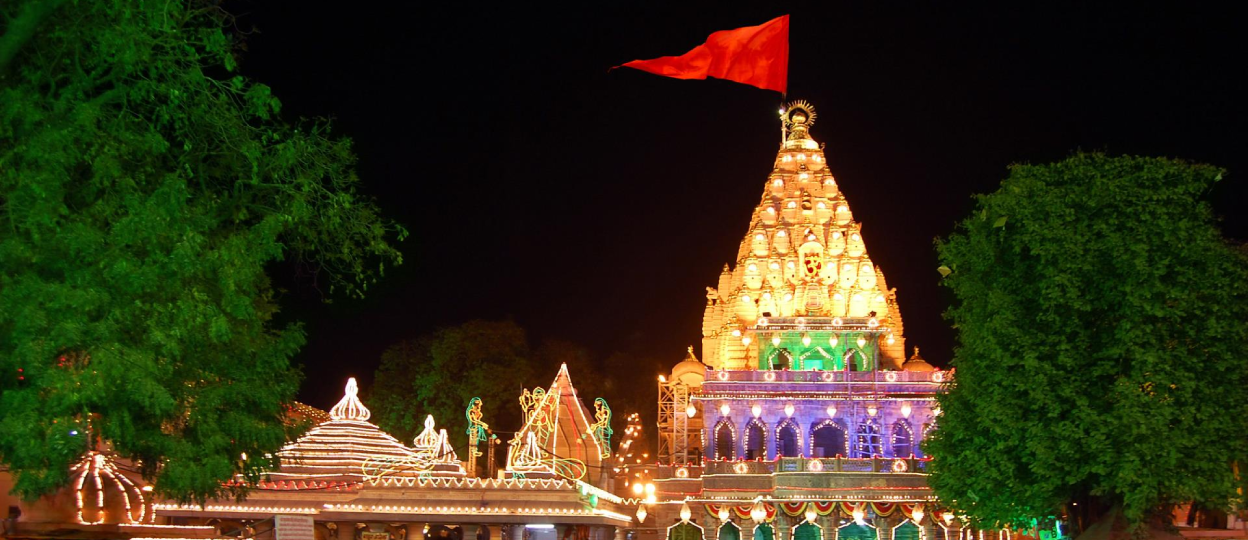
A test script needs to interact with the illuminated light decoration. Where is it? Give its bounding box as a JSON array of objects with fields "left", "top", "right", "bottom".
[
  {"left": 856, "top": 337, "right": 867, "bottom": 348},
  {"left": 734, "top": 462, "right": 750, "bottom": 474},
  {"left": 832, "top": 318, "right": 843, "bottom": 327},
  {"left": 758, "top": 318, "right": 769, "bottom": 327},
  {"left": 748, "top": 263, "right": 759, "bottom": 272},
  {"left": 767, "top": 207, "right": 776, "bottom": 214},
  {"left": 867, "top": 318, "right": 879, "bottom": 328},
  {"left": 676, "top": 467, "right": 690, "bottom": 479},
  {"left": 802, "top": 334, "right": 812, "bottom": 346},
  {"left": 806, "top": 507, "right": 819, "bottom": 523},
  {"left": 931, "top": 372, "right": 946, "bottom": 383},
  {"left": 636, "top": 506, "right": 648, "bottom": 523},
  {"left": 885, "top": 372, "right": 898, "bottom": 382},
  {"left": 742, "top": 336, "right": 753, "bottom": 346},
  {"left": 933, "top": 407, "right": 942, "bottom": 417},
  {"left": 721, "top": 404, "right": 732, "bottom": 416},
  {"left": 755, "top": 235, "right": 765, "bottom": 241},
  {"left": 777, "top": 231, "right": 786, "bottom": 237},
  {"left": 942, "top": 512, "right": 955, "bottom": 525},
  {"left": 786, "top": 263, "right": 795, "bottom": 270},
  {"left": 772, "top": 336, "right": 782, "bottom": 346},
  {"left": 732, "top": 329, "right": 742, "bottom": 337},
  {"left": 900, "top": 403, "right": 913, "bottom": 419},
  {"left": 829, "top": 336, "right": 839, "bottom": 347},
  {"left": 762, "top": 292, "right": 772, "bottom": 300},
  {"left": 764, "top": 372, "right": 776, "bottom": 382},
  {"left": 720, "top": 506, "right": 732, "bottom": 522},
  {"left": 687, "top": 404, "right": 697, "bottom": 418},
  {"left": 718, "top": 370, "right": 730, "bottom": 381},
  {"left": 821, "top": 372, "right": 834, "bottom": 382},
  {"left": 788, "top": 202, "right": 798, "bottom": 209},
  {"left": 773, "top": 179, "right": 784, "bottom": 187},
  {"left": 800, "top": 173, "right": 809, "bottom": 181},
  {"left": 71, "top": 451, "right": 149, "bottom": 525},
  {"left": 852, "top": 507, "right": 867, "bottom": 526},
  {"left": 784, "top": 404, "right": 795, "bottom": 417},
  {"left": 867, "top": 405, "right": 878, "bottom": 417},
  {"left": 887, "top": 333, "right": 896, "bottom": 345},
  {"left": 751, "top": 501, "right": 768, "bottom": 524},
  {"left": 770, "top": 262, "right": 781, "bottom": 270},
  {"left": 505, "top": 365, "right": 601, "bottom": 482},
  {"left": 807, "top": 459, "right": 823, "bottom": 472},
  {"left": 464, "top": 397, "right": 489, "bottom": 477},
  {"left": 892, "top": 459, "right": 908, "bottom": 473},
  {"left": 752, "top": 405, "right": 763, "bottom": 418},
  {"left": 645, "top": 483, "right": 656, "bottom": 496},
  {"left": 742, "top": 295, "right": 752, "bottom": 303},
  {"left": 817, "top": 202, "right": 827, "bottom": 209},
  {"left": 659, "top": 374, "right": 667, "bottom": 382},
  {"left": 632, "top": 483, "right": 644, "bottom": 495},
  {"left": 852, "top": 234, "right": 861, "bottom": 242},
  {"left": 911, "top": 505, "right": 925, "bottom": 524},
  {"left": 681, "top": 502, "right": 693, "bottom": 522}
]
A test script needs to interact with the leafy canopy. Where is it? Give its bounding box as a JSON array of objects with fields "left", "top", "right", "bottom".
[
  {"left": 926, "top": 154, "right": 1248, "bottom": 528},
  {"left": 0, "top": 0, "right": 404, "bottom": 502}
]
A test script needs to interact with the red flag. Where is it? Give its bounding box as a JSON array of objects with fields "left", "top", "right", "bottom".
[{"left": 616, "top": 15, "right": 789, "bottom": 94}]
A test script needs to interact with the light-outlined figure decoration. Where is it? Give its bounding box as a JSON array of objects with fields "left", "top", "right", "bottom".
[
  {"left": 505, "top": 364, "right": 604, "bottom": 483},
  {"left": 362, "top": 414, "right": 465, "bottom": 484},
  {"left": 591, "top": 398, "right": 613, "bottom": 459},
  {"left": 465, "top": 397, "right": 489, "bottom": 477}
]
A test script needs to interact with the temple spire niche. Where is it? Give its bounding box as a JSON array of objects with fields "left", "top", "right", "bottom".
[{"left": 701, "top": 101, "right": 907, "bottom": 371}]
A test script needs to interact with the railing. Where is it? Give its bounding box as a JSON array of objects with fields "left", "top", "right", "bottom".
[
  {"left": 705, "top": 369, "right": 947, "bottom": 384},
  {"left": 698, "top": 457, "right": 929, "bottom": 475}
]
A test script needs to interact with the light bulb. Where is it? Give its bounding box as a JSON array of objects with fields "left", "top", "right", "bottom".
[
  {"left": 636, "top": 506, "right": 647, "bottom": 523},
  {"left": 826, "top": 405, "right": 837, "bottom": 417},
  {"left": 829, "top": 336, "right": 839, "bottom": 347},
  {"left": 686, "top": 405, "right": 697, "bottom": 418},
  {"left": 802, "top": 334, "right": 811, "bottom": 346},
  {"left": 887, "top": 333, "right": 896, "bottom": 345},
  {"left": 719, "top": 506, "right": 731, "bottom": 522},
  {"left": 742, "top": 336, "right": 752, "bottom": 346},
  {"left": 644, "top": 483, "right": 656, "bottom": 495},
  {"left": 867, "top": 405, "right": 878, "bottom": 417},
  {"left": 806, "top": 508, "right": 818, "bottom": 523},
  {"left": 900, "top": 403, "right": 912, "bottom": 418},
  {"left": 751, "top": 404, "right": 762, "bottom": 418},
  {"left": 856, "top": 337, "right": 867, "bottom": 348},
  {"left": 784, "top": 404, "right": 795, "bottom": 417},
  {"left": 772, "top": 336, "right": 782, "bottom": 346},
  {"left": 720, "top": 404, "right": 731, "bottom": 416},
  {"left": 680, "top": 502, "right": 692, "bottom": 522}
]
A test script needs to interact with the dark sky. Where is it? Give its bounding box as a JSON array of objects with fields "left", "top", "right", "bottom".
[{"left": 232, "top": 3, "right": 1248, "bottom": 410}]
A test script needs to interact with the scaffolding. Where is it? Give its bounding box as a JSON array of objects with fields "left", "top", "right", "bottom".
[{"left": 658, "top": 379, "right": 699, "bottom": 464}]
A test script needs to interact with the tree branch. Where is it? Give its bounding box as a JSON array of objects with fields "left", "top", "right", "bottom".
[{"left": 0, "top": 0, "right": 70, "bottom": 78}]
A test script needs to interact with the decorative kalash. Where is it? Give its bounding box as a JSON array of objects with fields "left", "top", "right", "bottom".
[{"left": 639, "top": 102, "right": 973, "bottom": 540}]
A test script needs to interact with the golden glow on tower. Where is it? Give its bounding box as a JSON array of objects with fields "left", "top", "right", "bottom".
[{"left": 701, "top": 101, "right": 907, "bottom": 370}]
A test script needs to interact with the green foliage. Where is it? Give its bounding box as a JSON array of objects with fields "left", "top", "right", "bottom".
[
  {"left": 372, "top": 320, "right": 538, "bottom": 446},
  {"left": 926, "top": 154, "right": 1248, "bottom": 528},
  {"left": 0, "top": 0, "right": 404, "bottom": 502}
]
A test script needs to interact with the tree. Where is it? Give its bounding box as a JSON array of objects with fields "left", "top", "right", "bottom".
[
  {"left": 0, "top": 1, "right": 404, "bottom": 503},
  {"left": 926, "top": 154, "right": 1248, "bottom": 532},
  {"left": 371, "top": 320, "right": 537, "bottom": 447}
]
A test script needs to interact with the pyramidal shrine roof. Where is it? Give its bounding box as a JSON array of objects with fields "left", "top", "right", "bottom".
[
  {"left": 506, "top": 364, "right": 611, "bottom": 484},
  {"left": 701, "top": 101, "right": 907, "bottom": 370}
]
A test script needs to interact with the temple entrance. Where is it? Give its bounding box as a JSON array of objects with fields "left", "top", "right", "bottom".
[
  {"left": 838, "top": 524, "right": 876, "bottom": 540},
  {"left": 794, "top": 523, "right": 821, "bottom": 540},
  {"left": 754, "top": 524, "right": 775, "bottom": 540},
  {"left": 777, "top": 423, "right": 800, "bottom": 457},
  {"left": 669, "top": 523, "right": 703, "bottom": 540},
  {"left": 719, "top": 523, "right": 741, "bottom": 540},
  {"left": 855, "top": 421, "right": 882, "bottom": 458},
  {"left": 811, "top": 423, "right": 846, "bottom": 458},
  {"left": 893, "top": 522, "right": 920, "bottom": 540},
  {"left": 891, "top": 422, "right": 914, "bottom": 458},
  {"left": 716, "top": 422, "right": 735, "bottom": 460},
  {"left": 745, "top": 422, "right": 766, "bottom": 459}
]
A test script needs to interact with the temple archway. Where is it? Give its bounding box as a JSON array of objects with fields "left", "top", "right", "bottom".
[
  {"left": 669, "top": 522, "right": 704, "bottom": 540},
  {"left": 744, "top": 419, "right": 767, "bottom": 460},
  {"left": 855, "top": 420, "right": 882, "bottom": 458},
  {"left": 793, "top": 523, "right": 822, "bottom": 540},
  {"left": 754, "top": 524, "right": 775, "bottom": 540},
  {"left": 776, "top": 419, "right": 802, "bottom": 457},
  {"left": 719, "top": 522, "right": 741, "bottom": 540},
  {"left": 810, "top": 420, "right": 847, "bottom": 458},
  {"left": 714, "top": 419, "right": 736, "bottom": 460},
  {"left": 891, "top": 421, "right": 914, "bottom": 458}
]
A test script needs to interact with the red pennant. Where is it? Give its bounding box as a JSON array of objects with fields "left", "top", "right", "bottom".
[{"left": 616, "top": 15, "right": 789, "bottom": 93}]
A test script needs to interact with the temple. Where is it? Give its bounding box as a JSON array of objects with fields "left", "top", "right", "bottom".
[{"left": 642, "top": 102, "right": 954, "bottom": 540}]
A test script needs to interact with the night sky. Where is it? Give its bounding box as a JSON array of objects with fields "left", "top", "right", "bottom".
[{"left": 231, "top": 3, "right": 1248, "bottom": 411}]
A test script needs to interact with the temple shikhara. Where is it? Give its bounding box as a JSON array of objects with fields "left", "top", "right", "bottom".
[
  {"left": 641, "top": 102, "right": 954, "bottom": 540},
  {"left": 2, "top": 102, "right": 975, "bottom": 540}
]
